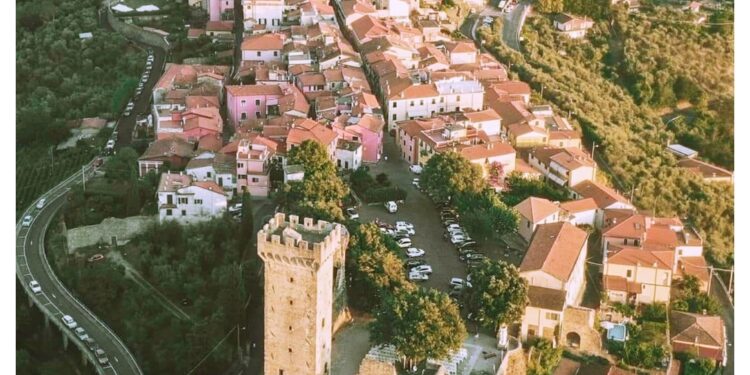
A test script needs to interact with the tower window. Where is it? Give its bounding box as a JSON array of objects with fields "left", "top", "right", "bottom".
[
  {"left": 288, "top": 348, "right": 293, "bottom": 353},
  {"left": 290, "top": 277, "right": 294, "bottom": 283},
  {"left": 289, "top": 300, "right": 293, "bottom": 305}
]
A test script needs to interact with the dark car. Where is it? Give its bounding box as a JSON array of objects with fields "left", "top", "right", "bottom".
[
  {"left": 456, "top": 240, "right": 477, "bottom": 249},
  {"left": 404, "top": 259, "right": 425, "bottom": 268},
  {"left": 458, "top": 248, "right": 477, "bottom": 256}
]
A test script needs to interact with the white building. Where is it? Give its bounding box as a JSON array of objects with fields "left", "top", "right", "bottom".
[
  {"left": 241, "top": 33, "right": 284, "bottom": 63},
  {"left": 335, "top": 139, "right": 363, "bottom": 170},
  {"left": 157, "top": 173, "right": 228, "bottom": 224},
  {"left": 514, "top": 197, "right": 562, "bottom": 243},
  {"left": 185, "top": 152, "right": 238, "bottom": 197},
  {"left": 528, "top": 147, "right": 595, "bottom": 188},
  {"left": 386, "top": 77, "right": 484, "bottom": 130},
  {"left": 242, "top": 0, "right": 284, "bottom": 30}
]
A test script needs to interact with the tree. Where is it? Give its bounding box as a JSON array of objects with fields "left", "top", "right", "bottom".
[
  {"left": 465, "top": 260, "right": 528, "bottom": 333},
  {"left": 535, "top": 0, "right": 563, "bottom": 13},
  {"left": 105, "top": 147, "right": 139, "bottom": 181},
  {"left": 284, "top": 140, "right": 349, "bottom": 221},
  {"left": 239, "top": 192, "right": 254, "bottom": 252},
  {"left": 500, "top": 173, "right": 568, "bottom": 207},
  {"left": 454, "top": 191, "right": 518, "bottom": 240},
  {"left": 369, "top": 288, "right": 466, "bottom": 366},
  {"left": 125, "top": 169, "right": 141, "bottom": 216},
  {"left": 421, "top": 152, "right": 485, "bottom": 203},
  {"left": 527, "top": 338, "right": 563, "bottom": 375}
]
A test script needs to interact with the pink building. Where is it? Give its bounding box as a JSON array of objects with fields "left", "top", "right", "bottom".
[
  {"left": 236, "top": 138, "right": 273, "bottom": 197},
  {"left": 334, "top": 114, "right": 383, "bottom": 163},
  {"left": 226, "top": 85, "right": 284, "bottom": 126},
  {"left": 209, "top": 0, "right": 234, "bottom": 22}
]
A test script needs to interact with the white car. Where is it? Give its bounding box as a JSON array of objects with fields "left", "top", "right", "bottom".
[
  {"left": 62, "top": 315, "right": 77, "bottom": 329},
  {"left": 409, "top": 271, "right": 429, "bottom": 281},
  {"left": 410, "top": 165, "right": 423, "bottom": 174},
  {"left": 396, "top": 238, "right": 412, "bottom": 248},
  {"left": 395, "top": 223, "right": 415, "bottom": 235},
  {"left": 385, "top": 201, "right": 397, "bottom": 213},
  {"left": 29, "top": 280, "right": 42, "bottom": 294},
  {"left": 450, "top": 235, "right": 466, "bottom": 245},
  {"left": 21, "top": 215, "right": 32, "bottom": 227},
  {"left": 411, "top": 265, "right": 433, "bottom": 274},
  {"left": 412, "top": 178, "right": 420, "bottom": 188},
  {"left": 36, "top": 198, "right": 46, "bottom": 209},
  {"left": 346, "top": 208, "right": 359, "bottom": 220},
  {"left": 228, "top": 203, "right": 242, "bottom": 214},
  {"left": 446, "top": 223, "right": 462, "bottom": 231},
  {"left": 379, "top": 227, "right": 395, "bottom": 236},
  {"left": 449, "top": 278, "right": 472, "bottom": 289},
  {"left": 75, "top": 327, "right": 90, "bottom": 341},
  {"left": 405, "top": 247, "right": 425, "bottom": 258},
  {"left": 95, "top": 349, "right": 109, "bottom": 365}
]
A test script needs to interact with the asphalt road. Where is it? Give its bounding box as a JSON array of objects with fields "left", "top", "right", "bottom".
[
  {"left": 501, "top": 1, "right": 529, "bottom": 51},
  {"left": 16, "top": 164, "right": 142, "bottom": 375},
  {"left": 710, "top": 275, "right": 734, "bottom": 374}
]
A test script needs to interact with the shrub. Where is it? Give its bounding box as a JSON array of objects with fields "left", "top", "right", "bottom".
[{"left": 363, "top": 186, "right": 408, "bottom": 203}]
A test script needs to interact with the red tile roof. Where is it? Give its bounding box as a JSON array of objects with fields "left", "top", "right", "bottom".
[
  {"left": 559, "top": 198, "right": 598, "bottom": 213},
  {"left": 514, "top": 197, "right": 560, "bottom": 223},
  {"left": 241, "top": 33, "right": 284, "bottom": 51},
  {"left": 521, "top": 222, "right": 588, "bottom": 282}
]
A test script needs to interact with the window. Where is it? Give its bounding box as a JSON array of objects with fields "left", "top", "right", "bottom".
[
  {"left": 181, "top": 210, "right": 186, "bottom": 216},
  {"left": 290, "top": 277, "right": 294, "bottom": 283},
  {"left": 626, "top": 270, "right": 632, "bottom": 278},
  {"left": 279, "top": 371, "right": 284, "bottom": 375},
  {"left": 431, "top": 98, "right": 436, "bottom": 104},
  {"left": 392, "top": 114, "right": 397, "bottom": 121},
  {"left": 256, "top": 99, "right": 261, "bottom": 105},
  {"left": 440, "top": 97, "right": 444, "bottom": 103},
  {"left": 251, "top": 177, "right": 259, "bottom": 183},
  {"left": 238, "top": 174, "right": 246, "bottom": 179},
  {"left": 288, "top": 348, "right": 292, "bottom": 353},
  {"left": 178, "top": 197, "right": 188, "bottom": 204},
  {"left": 257, "top": 51, "right": 261, "bottom": 57},
  {"left": 456, "top": 95, "right": 461, "bottom": 101},
  {"left": 410, "top": 101, "right": 414, "bottom": 107},
  {"left": 194, "top": 199, "right": 203, "bottom": 204},
  {"left": 241, "top": 112, "right": 247, "bottom": 120},
  {"left": 419, "top": 100, "right": 424, "bottom": 105},
  {"left": 241, "top": 100, "right": 247, "bottom": 107},
  {"left": 526, "top": 221, "right": 530, "bottom": 228},
  {"left": 392, "top": 102, "right": 397, "bottom": 108},
  {"left": 455, "top": 106, "right": 460, "bottom": 111},
  {"left": 289, "top": 326, "right": 292, "bottom": 331},
  {"left": 289, "top": 300, "right": 293, "bottom": 305},
  {"left": 634, "top": 239, "right": 641, "bottom": 246},
  {"left": 255, "top": 112, "right": 261, "bottom": 118},
  {"left": 238, "top": 163, "right": 244, "bottom": 169},
  {"left": 166, "top": 209, "right": 172, "bottom": 216},
  {"left": 623, "top": 239, "right": 628, "bottom": 245},
  {"left": 545, "top": 312, "right": 559, "bottom": 321},
  {"left": 274, "top": 51, "right": 278, "bottom": 57},
  {"left": 322, "top": 319, "right": 325, "bottom": 328}
]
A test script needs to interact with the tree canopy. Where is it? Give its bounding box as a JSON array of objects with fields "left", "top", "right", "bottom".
[
  {"left": 454, "top": 190, "right": 519, "bottom": 240},
  {"left": 421, "top": 151, "right": 485, "bottom": 203},
  {"left": 465, "top": 259, "right": 528, "bottom": 331},
  {"left": 369, "top": 288, "right": 466, "bottom": 364}
]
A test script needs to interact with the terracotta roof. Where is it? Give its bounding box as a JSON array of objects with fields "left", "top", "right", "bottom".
[
  {"left": 514, "top": 197, "right": 560, "bottom": 223},
  {"left": 193, "top": 180, "right": 227, "bottom": 195},
  {"left": 182, "top": 107, "right": 223, "bottom": 133},
  {"left": 531, "top": 146, "right": 594, "bottom": 170},
  {"left": 571, "top": 180, "right": 631, "bottom": 209},
  {"left": 527, "top": 285, "right": 566, "bottom": 311},
  {"left": 241, "top": 33, "right": 284, "bottom": 51},
  {"left": 188, "top": 28, "right": 205, "bottom": 38},
  {"left": 678, "top": 256, "right": 710, "bottom": 283},
  {"left": 140, "top": 137, "right": 195, "bottom": 160},
  {"left": 444, "top": 40, "right": 477, "bottom": 54},
  {"left": 352, "top": 114, "right": 384, "bottom": 133},
  {"left": 491, "top": 80, "right": 531, "bottom": 96},
  {"left": 464, "top": 109, "right": 501, "bottom": 123},
  {"left": 521, "top": 222, "right": 588, "bottom": 282},
  {"left": 226, "top": 84, "right": 283, "bottom": 97},
  {"left": 677, "top": 158, "right": 733, "bottom": 179},
  {"left": 206, "top": 21, "right": 234, "bottom": 32},
  {"left": 514, "top": 158, "right": 542, "bottom": 176},
  {"left": 155, "top": 64, "right": 230, "bottom": 91},
  {"left": 491, "top": 101, "right": 533, "bottom": 127},
  {"left": 459, "top": 142, "right": 515, "bottom": 162},
  {"left": 287, "top": 118, "right": 337, "bottom": 147},
  {"left": 559, "top": 198, "right": 597, "bottom": 213},
  {"left": 389, "top": 83, "right": 439, "bottom": 100},
  {"left": 350, "top": 15, "right": 388, "bottom": 43},
  {"left": 158, "top": 173, "right": 193, "bottom": 192},
  {"left": 297, "top": 72, "right": 326, "bottom": 86},
  {"left": 607, "top": 247, "right": 674, "bottom": 270},
  {"left": 604, "top": 275, "right": 642, "bottom": 294},
  {"left": 197, "top": 134, "right": 223, "bottom": 152},
  {"left": 670, "top": 310, "right": 724, "bottom": 354},
  {"left": 185, "top": 96, "right": 220, "bottom": 109}
]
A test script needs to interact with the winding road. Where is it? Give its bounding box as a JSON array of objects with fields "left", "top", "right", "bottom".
[{"left": 16, "top": 163, "right": 142, "bottom": 375}]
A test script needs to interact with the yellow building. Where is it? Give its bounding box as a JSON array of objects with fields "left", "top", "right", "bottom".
[{"left": 603, "top": 247, "right": 674, "bottom": 304}]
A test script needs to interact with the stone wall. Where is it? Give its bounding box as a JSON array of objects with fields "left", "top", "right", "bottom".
[
  {"left": 107, "top": 11, "right": 170, "bottom": 50},
  {"left": 357, "top": 358, "right": 397, "bottom": 375},
  {"left": 66, "top": 216, "right": 155, "bottom": 253},
  {"left": 561, "top": 306, "right": 602, "bottom": 353}
]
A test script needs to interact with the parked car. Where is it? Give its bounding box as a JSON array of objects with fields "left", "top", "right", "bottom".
[
  {"left": 346, "top": 207, "right": 359, "bottom": 220},
  {"left": 87, "top": 254, "right": 105, "bottom": 262},
  {"left": 29, "top": 280, "right": 42, "bottom": 294},
  {"left": 410, "top": 165, "right": 423, "bottom": 174},
  {"left": 379, "top": 227, "right": 395, "bottom": 236},
  {"left": 396, "top": 238, "right": 412, "bottom": 248},
  {"left": 405, "top": 247, "right": 425, "bottom": 258},
  {"left": 404, "top": 259, "right": 425, "bottom": 268},
  {"left": 461, "top": 252, "right": 486, "bottom": 262},
  {"left": 449, "top": 278, "right": 472, "bottom": 289},
  {"left": 456, "top": 240, "right": 477, "bottom": 249},
  {"left": 74, "top": 327, "right": 90, "bottom": 341},
  {"left": 395, "top": 223, "right": 415, "bottom": 235},
  {"left": 384, "top": 201, "right": 398, "bottom": 213},
  {"left": 84, "top": 337, "right": 98, "bottom": 352},
  {"left": 95, "top": 349, "right": 109, "bottom": 365},
  {"left": 466, "top": 259, "right": 485, "bottom": 268},
  {"left": 411, "top": 265, "right": 433, "bottom": 274},
  {"left": 36, "top": 198, "right": 47, "bottom": 209},
  {"left": 458, "top": 248, "right": 477, "bottom": 256},
  {"left": 450, "top": 235, "right": 466, "bottom": 245},
  {"left": 409, "top": 271, "right": 429, "bottom": 281},
  {"left": 21, "top": 215, "right": 33, "bottom": 227},
  {"left": 61, "top": 315, "right": 77, "bottom": 329},
  {"left": 412, "top": 178, "right": 420, "bottom": 188},
  {"left": 446, "top": 223, "right": 462, "bottom": 231},
  {"left": 228, "top": 203, "right": 243, "bottom": 214},
  {"left": 396, "top": 220, "right": 414, "bottom": 229}
]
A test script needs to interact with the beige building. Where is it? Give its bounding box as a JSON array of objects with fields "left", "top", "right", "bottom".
[
  {"left": 519, "top": 222, "right": 588, "bottom": 342},
  {"left": 257, "top": 213, "right": 349, "bottom": 375},
  {"left": 603, "top": 247, "right": 674, "bottom": 304}
]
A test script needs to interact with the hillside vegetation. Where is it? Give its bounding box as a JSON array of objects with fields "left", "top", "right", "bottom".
[{"left": 478, "top": 8, "right": 734, "bottom": 265}]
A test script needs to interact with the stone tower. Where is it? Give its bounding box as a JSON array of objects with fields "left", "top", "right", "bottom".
[{"left": 257, "top": 213, "right": 349, "bottom": 375}]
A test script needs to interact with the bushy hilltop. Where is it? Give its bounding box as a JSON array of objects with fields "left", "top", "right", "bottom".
[{"left": 478, "top": 5, "right": 734, "bottom": 265}]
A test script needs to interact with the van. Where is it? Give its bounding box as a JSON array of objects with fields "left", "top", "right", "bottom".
[{"left": 384, "top": 201, "right": 397, "bottom": 213}]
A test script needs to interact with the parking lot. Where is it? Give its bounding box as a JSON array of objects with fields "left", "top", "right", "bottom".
[{"left": 354, "top": 137, "right": 526, "bottom": 292}]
